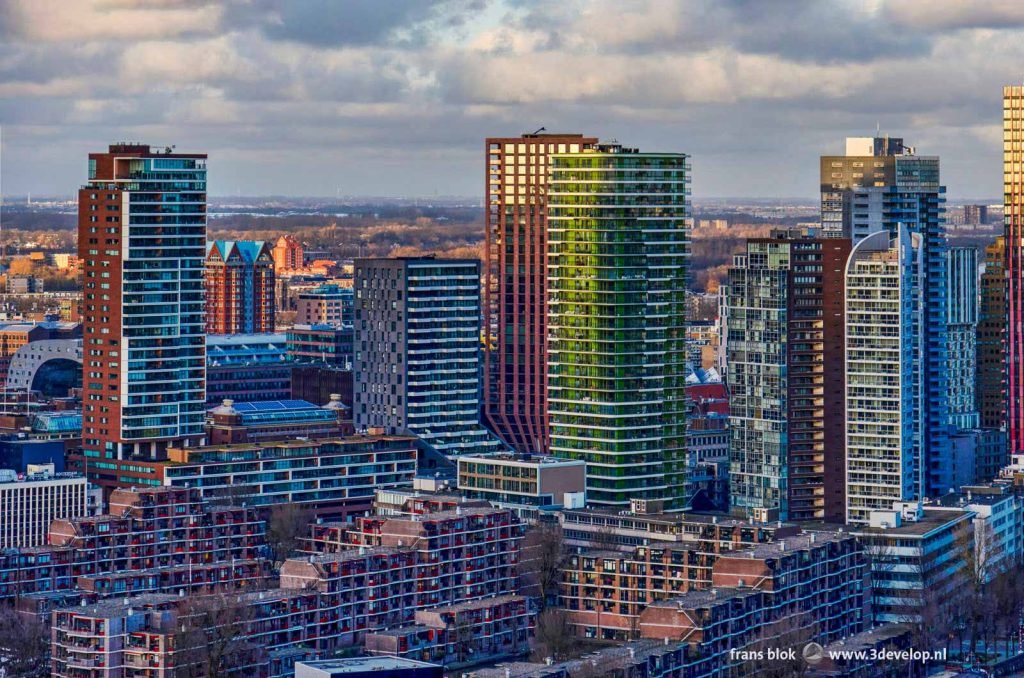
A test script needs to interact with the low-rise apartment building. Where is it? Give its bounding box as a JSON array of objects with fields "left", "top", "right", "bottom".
[
  {"left": 849, "top": 504, "right": 973, "bottom": 623},
  {"left": 457, "top": 453, "right": 585, "bottom": 520},
  {"left": 364, "top": 595, "right": 533, "bottom": 668},
  {"left": 76, "top": 435, "right": 417, "bottom": 519},
  {"left": 1, "top": 486, "right": 269, "bottom": 601},
  {"left": 635, "top": 532, "right": 866, "bottom": 672}
]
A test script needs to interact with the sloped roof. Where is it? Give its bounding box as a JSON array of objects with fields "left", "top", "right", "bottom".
[{"left": 206, "top": 240, "right": 270, "bottom": 263}]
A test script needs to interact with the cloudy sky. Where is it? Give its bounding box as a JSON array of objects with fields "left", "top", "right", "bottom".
[{"left": 1, "top": 0, "right": 1022, "bottom": 199}]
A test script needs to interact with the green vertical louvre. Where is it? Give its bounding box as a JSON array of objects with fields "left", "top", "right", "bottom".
[{"left": 547, "top": 153, "right": 690, "bottom": 507}]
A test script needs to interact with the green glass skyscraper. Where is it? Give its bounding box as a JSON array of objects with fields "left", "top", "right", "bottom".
[{"left": 546, "top": 143, "right": 690, "bottom": 508}]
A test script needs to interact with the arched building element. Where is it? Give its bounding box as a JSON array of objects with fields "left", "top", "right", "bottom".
[{"left": 5, "top": 339, "right": 83, "bottom": 395}]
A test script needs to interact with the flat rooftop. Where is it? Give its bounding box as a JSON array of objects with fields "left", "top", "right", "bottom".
[
  {"left": 721, "top": 530, "right": 851, "bottom": 559},
  {"left": 297, "top": 657, "right": 441, "bottom": 673},
  {"left": 649, "top": 587, "right": 755, "bottom": 609},
  {"left": 563, "top": 507, "right": 799, "bottom": 531},
  {"left": 850, "top": 509, "right": 971, "bottom": 537},
  {"left": 55, "top": 593, "right": 180, "bottom": 618},
  {"left": 458, "top": 453, "right": 585, "bottom": 466}
]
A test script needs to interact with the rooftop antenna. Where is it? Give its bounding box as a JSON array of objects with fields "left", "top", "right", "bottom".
[
  {"left": 876, "top": 121, "right": 880, "bottom": 137},
  {"left": 532, "top": 126, "right": 546, "bottom": 135}
]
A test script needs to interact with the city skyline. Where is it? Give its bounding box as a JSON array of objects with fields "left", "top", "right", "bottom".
[
  {"left": 2, "top": 1, "right": 1024, "bottom": 199},
  {"left": 1, "top": 4, "right": 1023, "bottom": 676}
]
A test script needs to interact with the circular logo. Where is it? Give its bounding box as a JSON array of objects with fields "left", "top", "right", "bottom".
[{"left": 803, "top": 642, "right": 825, "bottom": 664}]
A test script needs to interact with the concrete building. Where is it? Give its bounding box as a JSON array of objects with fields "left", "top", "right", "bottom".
[
  {"left": 161, "top": 435, "right": 418, "bottom": 518},
  {"left": 634, "top": 532, "right": 866, "bottom": 672},
  {"left": 6, "top": 276, "right": 43, "bottom": 294},
  {"left": 354, "top": 257, "right": 503, "bottom": 456},
  {"left": 845, "top": 228, "right": 925, "bottom": 524},
  {"left": 296, "top": 283, "right": 352, "bottom": 327},
  {"left": 364, "top": 596, "right": 532, "bottom": 669},
  {"left": 0, "top": 320, "right": 81, "bottom": 388},
  {"left": 963, "top": 204, "right": 988, "bottom": 225},
  {"left": 282, "top": 505, "right": 523, "bottom": 647},
  {"left": 79, "top": 143, "right": 206, "bottom": 461},
  {"left": 51, "top": 594, "right": 183, "bottom": 678},
  {"left": 290, "top": 363, "right": 353, "bottom": 410},
  {"left": 205, "top": 239, "right": 275, "bottom": 335},
  {"left": 976, "top": 428, "right": 1009, "bottom": 483},
  {"left": 931, "top": 483, "right": 1022, "bottom": 583},
  {"left": 0, "top": 464, "right": 89, "bottom": 548},
  {"left": 206, "top": 333, "right": 292, "bottom": 405},
  {"left": 456, "top": 453, "right": 585, "bottom": 520},
  {"left": 297, "top": 658, "right": 442, "bottom": 678},
  {"left": 727, "top": 233, "right": 851, "bottom": 522},
  {"left": 850, "top": 504, "right": 973, "bottom": 623},
  {"left": 483, "top": 132, "right": 598, "bottom": 455},
  {"left": 547, "top": 143, "right": 690, "bottom": 508},
  {"left": 558, "top": 504, "right": 800, "bottom": 553}
]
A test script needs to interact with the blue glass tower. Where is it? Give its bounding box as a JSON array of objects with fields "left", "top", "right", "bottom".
[{"left": 822, "top": 136, "right": 950, "bottom": 498}]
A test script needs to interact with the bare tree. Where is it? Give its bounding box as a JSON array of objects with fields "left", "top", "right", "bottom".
[
  {"left": 0, "top": 603, "right": 48, "bottom": 678},
  {"left": 266, "top": 503, "right": 314, "bottom": 565},
  {"left": 449, "top": 616, "right": 476, "bottom": 666},
  {"left": 532, "top": 608, "right": 577, "bottom": 663},
  {"left": 173, "top": 594, "right": 259, "bottom": 678},
  {"left": 520, "top": 522, "right": 567, "bottom": 608},
  {"left": 740, "top": 607, "right": 815, "bottom": 678}
]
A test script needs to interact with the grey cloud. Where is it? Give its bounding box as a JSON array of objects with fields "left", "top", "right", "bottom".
[
  {"left": 506, "top": 0, "right": 931, "bottom": 63},
  {"left": 229, "top": 0, "right": 488, "bottom": 47},
  {"left": 0, "top": 0, "right": 1018, "bottom": 199}
]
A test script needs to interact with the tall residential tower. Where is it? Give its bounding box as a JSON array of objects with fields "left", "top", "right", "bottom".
[
  {"left": 946, "top": 246, "right": 979, "bottom": 430},
  {"left": 354, "top": 257, "right": 503, "bottom": 456},
  {"left": 546, "top": 143, "right": 690, "bottom": 507},
  {"left": 727, "top": 232, "right": 850, "bottom": 522},
  {"left": 78, "top": 144, "right": 207, "bottom": 463},
  {"left": 845, "top": 227, "right": 923, "bottom": 524},
  {"left": 821, "top": 136, "right": 951, "bottom": 497},
  {"left": 483, "top": 133, "right": 597, "bottom": 454},
  {"left": 978, "top": 237, "right": 1007, "bottom": 431},
  {"left": 1004, "top": 86, "right": 1024, "bottom": 453}
]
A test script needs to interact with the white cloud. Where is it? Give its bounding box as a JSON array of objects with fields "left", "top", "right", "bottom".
[{"left": 2, "top": 0, "right": 224, "bottom": 43}]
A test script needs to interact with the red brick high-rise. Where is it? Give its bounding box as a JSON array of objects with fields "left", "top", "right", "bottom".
[
  {"left": 205, "top": 240, "right": 275, "bottom": 334},
  {"left": 483, "top": 133, "right": 597, "bottom": 453},
  {"left": 77, "top": 143, "right": 206, "bottom": 466}
]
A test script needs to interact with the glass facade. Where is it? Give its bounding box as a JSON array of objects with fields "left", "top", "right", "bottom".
[
  {"left": 727, "top": 242, "right": 791, "bottom": 518},
  {"left": 946, "top": 246, "right": 979, "bottom": 430},
  {"left": 547, "top": 147, "right": 690, "bottom": 507},
  {"left": 120, "top": 157, "right": 207, "bottom": 442}
]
